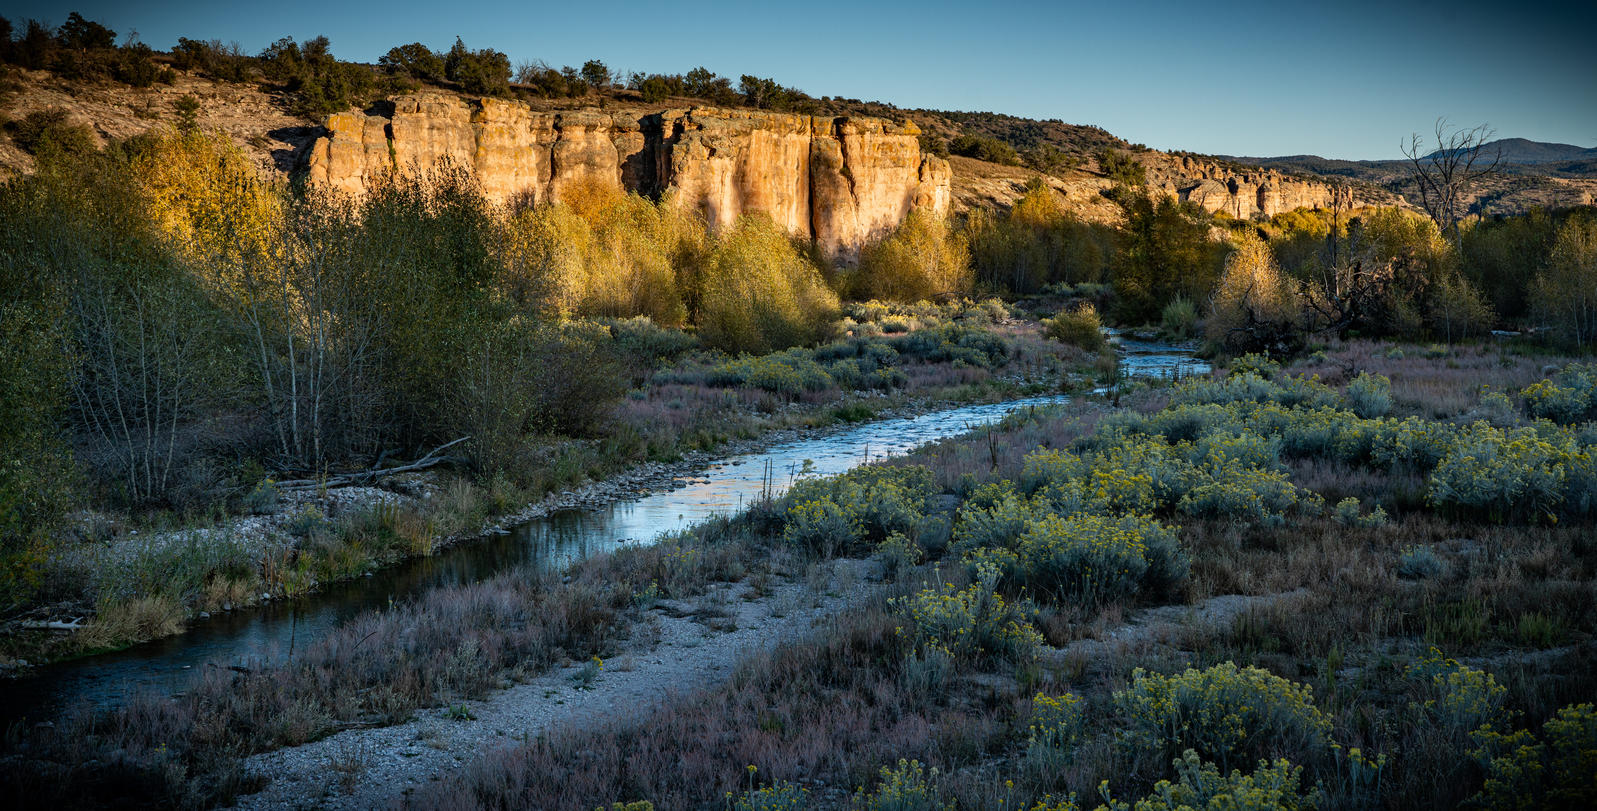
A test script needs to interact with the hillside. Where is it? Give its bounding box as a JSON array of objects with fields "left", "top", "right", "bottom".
[{"left": 1223, "top": 138, "right": 1597, "bottom": 214}]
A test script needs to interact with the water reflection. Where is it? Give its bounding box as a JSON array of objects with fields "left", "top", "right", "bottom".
[{"left": 6, "top": 339, "right": 1200, "bottom": 720}]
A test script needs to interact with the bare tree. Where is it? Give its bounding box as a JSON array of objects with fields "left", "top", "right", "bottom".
[{"left": 1401, "top": 119, "right": 1501, "bottom": 240}]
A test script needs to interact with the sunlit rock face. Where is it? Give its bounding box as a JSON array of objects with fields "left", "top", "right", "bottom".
[
  {"left": 304, "top": 94, "right": 952, "bottom": 258},
  {"left": 1152, "top": 155, "right": 1351, "bottom": 219}
]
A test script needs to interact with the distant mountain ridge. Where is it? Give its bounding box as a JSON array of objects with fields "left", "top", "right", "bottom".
[
  {"left": 1426, "top": 138, "right": 1597, "bottom": 165},
  {"left": 1211, "top": 139, "right": 1597, "bottom": 213},
  {"left": 1231, "top": 138, "right": 1596, "bottom": 167}
]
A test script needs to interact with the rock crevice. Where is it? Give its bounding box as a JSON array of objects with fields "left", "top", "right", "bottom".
[{"left": 304, "top": 94, "right": 950, "bottom": 257}]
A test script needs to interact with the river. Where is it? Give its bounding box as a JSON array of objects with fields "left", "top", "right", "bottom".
[{"left": 3, "top": 337, "right": 1202, "bottom": 723}]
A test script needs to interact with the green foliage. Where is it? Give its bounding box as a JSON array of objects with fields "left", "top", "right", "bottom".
[
  {"left": 259, "top": 36, "right": 383, "bottom": 117},
  {"left": 712, "top": 349, "right": 835, "bottom": 395},
  {"left": 1427, "top": 426, "right": 1570, "bottom": 523},
  {"left": 1521, "top": 364, "right": 1597, "bottom": 425},
  {"left": 1396, "top": 545, "right": 1443, "bottom": 580},
  {"left": 1529, "top": 215, "right": 1597, "bottom": 349},
  {"left": 1207, "top": 233, "right": 1303, "bottom": 355},
  {"left": 1161, "top": 296, "right": 1198, "bottom": 339},
  {"left": 731, "top": 779, "right": 809, "bottom": 811},
  {"left": 738, "top": 75, "right": 811, "bottom": 111},
  {"left": 172, "top": 37, "right": 253, "bottom": 82},
  {"left": 1097, "top": 148, "right": 1146, "bottom": 186},
  {"left": 853, "top": 759, "right": 952, "bottom": 811},
  {"left": 1474, "top": 703, "right": 1597, "bottom": 811},
  {"left": 1044, "top": 301, "right": 1106, "bottom": 351},
  {"left": 5, "top": 107, "right": 96, "bottom": 157},
  {"left": 849, "top": 211, "right": 971, "bottom": 302},
  {"left": 1098, "top": 750, "right": 1321, "bottom": 811},
  {"left": 1113, "top": 195, "right": 1223, "bottom": 324},
  {"left": 783, "top": 465, "right": 935, "bottom": 556},
  {"left": 1344, "top": 372, "right": 1393, "bottom": 419},
  {"left": 1407, "top": 647, "right": 1511, "bottom": 742},
  {"left": 893, "top": 563, "right": 1043, "bottom": 666},
  {"left": 963, "top": 186, "right": 1116, "bottom": 296},
  {"left": 949, "top": 134, "right": 1021, "bottom": 165},
  {"left": 445, "top": 38, "right": 512, "bottom": 96},
  {"left": 695, "top": 215, "right": 839, "bottom": 354},
  {"left": 379, "top": 42, "right": 446, "bottom": 82},
  {"left": 1114, "top": 663, "right": 1334, "bottom": 773},
  {"left": 993, "top": 511, "right": 1185, "bottom": 606},
  {"left": 1027, "top": 692, "right": 1087, "bottom": 771}
]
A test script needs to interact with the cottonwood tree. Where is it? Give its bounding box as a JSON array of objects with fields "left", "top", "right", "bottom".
[{"left": 1401, "top": 119, "right": 1501, "bottom": 241}]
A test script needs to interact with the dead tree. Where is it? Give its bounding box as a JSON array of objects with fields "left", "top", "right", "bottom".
[{"left": 1401, "top": 119, "right": 1501, "bottom": 241}]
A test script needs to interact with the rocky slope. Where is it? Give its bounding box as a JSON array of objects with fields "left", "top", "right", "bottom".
[
  {"left": 304, "top": 94, "right": 952, "bottom": 258},
  {"left": 1145, "top": 153, "right": 1376, "bottom": 219}
]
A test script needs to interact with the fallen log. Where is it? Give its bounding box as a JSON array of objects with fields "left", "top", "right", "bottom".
[
  {"left": 20, "top": 618, "right": 85, "bottom": 631},
  {"left": 275, "top": 436, "right": 470, "bottom": 492}
]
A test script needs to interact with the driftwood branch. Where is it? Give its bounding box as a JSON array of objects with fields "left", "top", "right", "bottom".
[
  {"left": 274, "top": 436, "right": 471, "bottom": 492},
  {"left": 20, "top": 618, "right": 86, "bottom": 631}
]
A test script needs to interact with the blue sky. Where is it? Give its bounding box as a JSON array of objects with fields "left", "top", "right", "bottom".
[{"left": 5, "top": 0, "right": 1592, "bottom": 159}]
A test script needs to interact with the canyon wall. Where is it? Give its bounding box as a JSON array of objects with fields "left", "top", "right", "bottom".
[
  {"left": 1147, "top": 155, "right": 1364, "bottom": 219},
  {"left": 303, "top": 94, "right": 951, "bottom": 257}
]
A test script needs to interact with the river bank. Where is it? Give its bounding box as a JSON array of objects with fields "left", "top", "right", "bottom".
[{"left": 0, "top": 306, "right": 1100, "bottom": 673}]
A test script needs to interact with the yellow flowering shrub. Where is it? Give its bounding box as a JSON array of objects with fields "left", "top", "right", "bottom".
[
  {"left": 952, "top": 482, "right": 1037, "bottom": 554},
  {"left": 1407, "top": 647, "right": 1511, "bottom": 740},
  {"left": 783, "top": 465, "right": 935, "bottom": 555},
  {"left": 1097, "top": 750, "right": 1321, "bottom": 811},
  {"left": 893, "top": 567, "right": 1042, "bottom": 665},
  {"left": 1177, "top": 464, "right": 1300, "bottom": 524},
  {"left": 1474, "top": 702, "right": 1597, "bottom": 810},
  {"left": 1114, "top": 663, "right": 1333, "bottom": 772},
  {"left": 730, "top": 779, "right": 809, "bottom": 811},
  {"left": 853, "top": 759, "right": 953, "bottom": 811},
  {"left": 1427, "top": 427, "right": 1568, "bottom": 522},
  {"left": 1008, "top": 512, "right": 1186, "bottom": 606},
  {"left": 1027, "top": 691, "right": 1086, "bottom": 771},
  {"left": 1521, "top": 363, "right": 1597, "bottom": 425}
]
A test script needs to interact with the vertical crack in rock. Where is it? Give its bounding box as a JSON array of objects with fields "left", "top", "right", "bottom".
[{"left": 303, "top": 94, "right": 950, "bottom": 260}]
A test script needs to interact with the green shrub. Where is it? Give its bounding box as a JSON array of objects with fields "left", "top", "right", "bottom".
[
  {"left": 1334, "top": 497, "right": 1388, "bottom": 528},
  {"left": 893, "top": 565, "right": 1042, "bottom": 666},
  {"left": 1099, "top": 750, "right": 1321, "bottom": 811},
  {"left": 1475, "top": 703, "right": 1597, "bottom": 811},
  {"left": 1114, "top": 662, "right": 1333, "bottom": 772},
  {"left": 853, "top": 759, "right": 952, "bottom": 811},
  {"left": 1027, "top": 691, "right": 1086, "bottom": 772},
  {"left": 1160, "top": 295, "right": 1199, "bottom": 339},
  {"left": 1427, "top": 427, "right": 1567, "bottom": 523},
  {"left": 877, "top": 532, "right": 923, "bottom": 581},
  {"left": 1003, "top": 512, "right": 1186, "bottom": 606},
  {"left": 1407, "top": 647, "right": 1511, "bottom": 741},
  {"left": 730, "top": 778, "right": 808, "bottom": 811},
  {"left": 1522, "top": 364, "right": 1597, "bottom": 425},
  {"left": 782, "top": 466, "right": 935, "bottom": 556},
  {"left": 1044, "top": 301, "right": 1105, "bottom": 351},
  {"left": 1345, "top": 372, "right": 1393, "bottom": 419},
  {"left": 1396, "top": 545, "right": 1443, "bottom": 580},
  {"left": 695, "top": 215, "right": 839, "bottom": 354},
  {"left": 951, "top": 482, "right": 1034, "bottom": 553},
  {"left": 1176, "top": 464, "right": 1300, "bottom": 524},
  {"left": 712, "top": 350, "right": 835, "bottom": 395},
  {"left": 850, "top": 211, "right": 971, "bottom": 302}
]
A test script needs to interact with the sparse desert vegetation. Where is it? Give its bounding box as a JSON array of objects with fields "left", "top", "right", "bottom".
[{"left": 1, "top": 9, "right": 1595, "bottom": 811}]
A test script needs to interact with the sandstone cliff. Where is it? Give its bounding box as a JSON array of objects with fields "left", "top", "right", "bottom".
[
  {"left": 1145, "top": 154, "right": 1377, "bottom": 219},
  {"left": 303, "top": 94, "right": 951, "bottom": 258}
]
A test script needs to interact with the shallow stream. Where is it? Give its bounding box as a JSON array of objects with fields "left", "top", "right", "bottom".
[{"left": 4, "top": 338, "right": 1202, "bottom": 722}]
